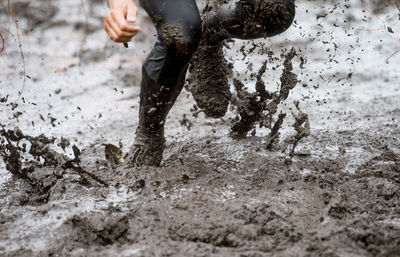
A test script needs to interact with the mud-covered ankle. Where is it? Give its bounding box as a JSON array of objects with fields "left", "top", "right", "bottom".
[{"left": 127, "top": 129, "right": 166, "bottom": 167}]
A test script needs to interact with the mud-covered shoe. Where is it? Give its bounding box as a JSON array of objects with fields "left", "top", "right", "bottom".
[
  {"left": 186, "top": 42, "right": 231, "bottom": 118},
  {"left": 126, "top": 128, "right": 165, "bottom": 167}
]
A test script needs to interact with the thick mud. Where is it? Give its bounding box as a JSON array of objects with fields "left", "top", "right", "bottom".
[
  {"left": 1, "top": 0, "right": 400, "bottom": 256},
  {"left": 186, "top": 42, "right": 232, "bottom": 118},
  {"left": 1, "top": 127, "right": 399, "bottom": 256},
  {"left": 161, "top": 24, "right": 189, "bottom": 55}
]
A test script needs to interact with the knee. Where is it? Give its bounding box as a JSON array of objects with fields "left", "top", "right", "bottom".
[
  {"left": 161, "top": 19, "right": 202, "bottom": 58},
  {"left": 255, "top": 0, "right": 295, "bottom": 37},
  {"left": 184, "top": 22, "right": 202, "bottom": 55}
]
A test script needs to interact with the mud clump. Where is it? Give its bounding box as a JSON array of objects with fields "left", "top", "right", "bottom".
[
  {"left": 0, "top": 125, "right": 65, "bottom": 177},
  {"left": 186, "top": 42, "right": 232, "bottom": 118},
  {"left": 280, "top": 101, "right": 311, "bottom": 156},
  {"left": 161, "top": 24, "right": 189, "bottom": 55},
  {"left": 279, "top": 47, "right": 298, "bottom": 99},
  {"left": 230, "top": 78, "right": 263, "bottom": 137}
]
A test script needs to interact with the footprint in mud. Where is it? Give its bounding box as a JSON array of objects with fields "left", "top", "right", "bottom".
[{"left": 59, "top": 211, "right": 131, "bottom": 247}]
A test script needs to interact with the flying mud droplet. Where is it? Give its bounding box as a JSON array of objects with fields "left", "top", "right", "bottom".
[{"left": 0, "top": 94, "right": 9, "bottom": 103}]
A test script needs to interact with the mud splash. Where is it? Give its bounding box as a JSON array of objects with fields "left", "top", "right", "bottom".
[
  {"left": 0, "top": 125, "right": 111, "bottom": 204},
  {"left": 230, "top": 47, "right": 309, "bottom": 154}
]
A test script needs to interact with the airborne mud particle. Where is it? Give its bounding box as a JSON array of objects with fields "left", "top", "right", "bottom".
[
  {"left": 279, "top": 47, "right": 298, "bottom": 100},
  {"left": 230, "top": 79, "right": 262, "bottom": 139},
  {"left": 264, "top": 112, "right": 286, "bottom": 149},
  {"left": 0, "top": 94, "right": 9, "bottom": 103},
  {"left": 179, "top": 114, "right": 193, "bottom": 130},
  {"left": 280, "top": 101, "right": 310, "bottom": 156}
]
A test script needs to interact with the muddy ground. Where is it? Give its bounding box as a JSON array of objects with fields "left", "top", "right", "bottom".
[{"left": 0, "top": 0, "right": 400, "bottom": 256}]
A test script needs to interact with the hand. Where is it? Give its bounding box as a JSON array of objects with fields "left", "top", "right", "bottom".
[{"left": 104, "top": 0, "right": 141, "bottom": 43}]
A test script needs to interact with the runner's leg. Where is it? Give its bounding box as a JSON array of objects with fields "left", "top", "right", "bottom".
[{"left": 128, "top": 0, "right": 202, "bottom": 167}]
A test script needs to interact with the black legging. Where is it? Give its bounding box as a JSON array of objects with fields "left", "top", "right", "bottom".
[
  {"left": 137, "top": 0, "right": 295, "bottom": 135},
  {"left": 138, "top": 0, "right": 202, "bottom": 135}
]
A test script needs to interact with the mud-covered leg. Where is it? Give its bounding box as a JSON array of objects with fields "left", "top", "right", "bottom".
[
  {"left": 187, "top": 0, "right": 295, "bottom": 119},
  {"left": 127, "top": 0, "right": 202, "bottom": 167}
]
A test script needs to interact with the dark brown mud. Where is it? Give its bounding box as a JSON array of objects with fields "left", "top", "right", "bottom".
[
  {"left": 186, "top": 42, "right": 232, "bottom": 118},
  {"left": 0, "top": 125, "right": 110, "bottom": 204},
  {"left": 161, "top": 24, "right": 189, "bottom": 55}
]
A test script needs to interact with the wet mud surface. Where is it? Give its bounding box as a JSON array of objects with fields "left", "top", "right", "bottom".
[
  {"left": 1, "top": 0, "right": 400, "bottom": 256},
  {"left": 1, "top": 127, "right": 399, "bottom": 256}
]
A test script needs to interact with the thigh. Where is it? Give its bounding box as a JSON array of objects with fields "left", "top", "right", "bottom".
[
  {"left": 140, "top": 0, "right": 202, "bottom": 55},
  {"left": 140, "top": 0, "right": 201, "bottom": 34}
]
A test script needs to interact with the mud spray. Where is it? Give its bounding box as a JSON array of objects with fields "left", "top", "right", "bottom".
[{"left": 230, "top": 47, "right": 310, "bottom": 157}]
